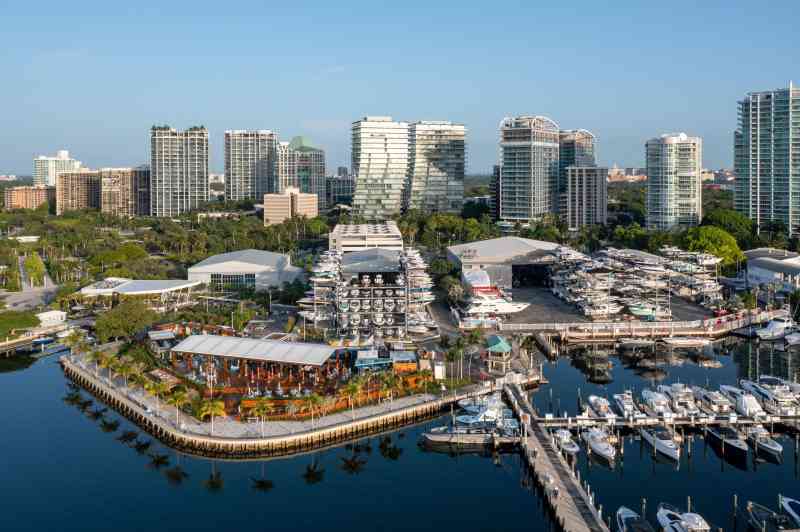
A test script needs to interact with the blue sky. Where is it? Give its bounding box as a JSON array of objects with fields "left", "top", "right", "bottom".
[{"left": 1, "top": 1, "right": 797, "bottom": 175}]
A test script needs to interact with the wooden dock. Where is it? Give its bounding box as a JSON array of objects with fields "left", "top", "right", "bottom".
[
  {"left": 506, "top": 384, "right": 610, "bottom": 532},
  {"left": 60, "top": 354, "right": 542, "bottom": 459}
]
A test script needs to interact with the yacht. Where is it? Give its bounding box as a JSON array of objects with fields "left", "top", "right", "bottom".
[
  {"left": 746, "top": 501, "right": 797, "bottom": 532},
  {"left": 617, "top": 507, "right": 656, "bottom": 532},
  {"left": 658, "top": 383, "right": 702, "bottom": 416},
  {"left": 640, "top": 425, "right": 681, "bottom": 461},
  {"left": 779, "top": 496, "right": 800, "bottom": 528},
  {"left": 691, "top": 387, "right": 733, "bottom": 415},
  {"left": 656, "top": 503, "right": 711, "bottom": 532},
  {"left": 706, "top": 425, "right": 749, "bottom": 459},
  {"left": 613, "top": 391, "right": 646, "bottom": 419},
  {"left": 756, "top": 317, "right": 796, "bottom": 341},
  {"left": 617, "top": 338, "right": 656, "bottom": 350},
  {"left": 464, "top": 294, "right": 530, "bottom": 315},
  {"left": 587, "top": 395, "right": 616, "bottom": 419},
  {"left": 553, "top": 429, "right": 580, "bottom": 456},
  {"left": 719, "top": 385, "right": 766, "bottom": 417},
  {"left": 661, "top": 337, "right": 711, "bottom": 348},
  {"left": 759, "top": 375, "right": 800, "bottom": 401},
  {"left": 581, "top": 428, "right": 616, "bottom": 463},
  {"left": 641, "top": 389, "right": 673, "bottom": 417},
  {"left": 743, "top": 424, "right": 783, "bottom": 461},
  {"left": 783, "top": 332, "right": 800, "bottom": 347},
  {"left": 741, "top": 379, "right": 799, "bottom": 416}
]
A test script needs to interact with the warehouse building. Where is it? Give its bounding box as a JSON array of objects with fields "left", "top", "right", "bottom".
[
  {"left": 187, "top": 249, "right": 303, "bottom": 291},
  {"left": 446, "top": 237, "right": 562, "bottom": 289}
]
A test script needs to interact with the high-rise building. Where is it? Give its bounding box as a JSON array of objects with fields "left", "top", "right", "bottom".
[
  {"left": 352, "top": 116, "right": 409, "bottom": 220},
  {"left": 150, "top": 126, "right": 209, "bottom": 217},
  {"left": 224, "top": 130, "right": 277, "bottom": 202},
  {"left": 33, "top": 150, "right": 82, "bottom": 187},
  {"left": 263, "top": 187, "right": 318, "bottom": 225},
  {"left": 274, "top": 137, "right": 327, "bottom": 209},
  {"left": 489, "top": 164, "right": 500, "bottom": 220},
  {"left": 565, "top": 167, "right": 608, "bottom": 230},
  {"left": 337, "top": 166, "right": 349, "bottom": 178},
  {"left": 645, "top": 133, "right": 703, "bottom": 230},
  {"left": 497, "top": 116, "right": 560, "bottom": 222},
  {"left": 56, "top": 170, "right": 101, "bottom": 215},
  {"left": 734, "top": 83, "right": 800, "bottom": 234},
  {"left": 406, "top": 121, "right": 466, "bottom": 214},
  {"left": 99, "top": 167, "right": 151, "bottom": 217},
  {"left": 3, "top": 186, "right": 55, "bottom": 210},
  {"left": 558, "top": 129, "right": 597, "bottom": 216},
  {"left": 326, "top": 175, "right": 355, "bottom": 207}
]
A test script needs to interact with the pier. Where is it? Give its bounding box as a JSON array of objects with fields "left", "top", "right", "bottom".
[
  {"left": 60, "top": 354, "right": 543, "bottom": 458},
  {"left": 506, "top": 384, "right": 610, "bottom": 532}
]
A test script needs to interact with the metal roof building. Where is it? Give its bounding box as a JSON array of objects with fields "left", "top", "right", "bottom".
[
  {"left": 340, "top": 248, "right": 402, "bottom": 274},
  {"left": 187, "top": 249, "right": 303, "bottom": 291},
  {"left": 171, "top": 335, "right": 336, "bottom": 366}
]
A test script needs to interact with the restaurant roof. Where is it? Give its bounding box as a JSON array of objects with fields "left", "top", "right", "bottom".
[{"left": 171, "top": 335, "right": 336, "bottom": 366}]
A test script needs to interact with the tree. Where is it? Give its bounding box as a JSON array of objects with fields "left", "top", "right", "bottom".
[
  {"left": 250, "top": 398, "right": 272, "bottom": 437},
  {"left": 681, "top": 226, "right": 744, "bottom": 269},
  {"left": 304, "top": 393, "right": 323, "bottom": 428},
  {"left": 341, "top": 381, "right": 359, "bottom": 420},
  {"left": 95, "top": 299, "right": 157, "bottom": 343},
  {"left": 144, "top": 380, "right": 170, "bottom": 414},
  {"left": 702, "top": 209, "right": 754, "bottom": 245},
  {"left": 199, "top": 399, "right": 226, "bottom": 436},
  {"left": 166, "top": 389, "right": 190, "bottom": 428}
]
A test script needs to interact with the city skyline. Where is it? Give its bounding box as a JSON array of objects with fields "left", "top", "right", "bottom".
[{"left": 2, "top": 2, "right": 797, "bottom": 175}]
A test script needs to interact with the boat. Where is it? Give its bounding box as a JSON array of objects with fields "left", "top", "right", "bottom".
[
  {"left": 741, "top": 380, "right": 799, "bottom": 416},
  {"left": 458, "top": 393, "right": 500, "bottom": 415},
  {"left": 641, "top": 389, "right": 673, "bottom": 417},
  {"left": 617, "top": 506, "right": 656, "bottom": 532},
  {"left": 661, "top": 337, "right": 711, "bottom": 348},
  {"left": 640, "top": 425, "right": 681, "bottom": 461},
  {"left": 691, "top": 387, "right": 733, "bottom": 415},
  {"left": 587, "top": 395, "right": 616, "bottom": 419},
  {"left": 554, "top": 429, "right": 580, "bottom": 456},
  {"left": 420, "top": 425, "right": 494, "bottom": 447},
  {"left": 581, "top": 428, "right": 616, "bottom": 463},
  {"left": 658, "top": 383, "right": 702, "bottom": 417},
  {"left": 760, "top": 376, "right": 800, "bottom": 400},
  {"left": 719, "top": 385, "right": 766, "bottom": 417},
  {"left": 756, "top": 317, "right": 796, "bottom": 341},
  {"left": 613, "top": 391, "right": 646, "bottom": 419},
  {"left": 783, "top": 332, "right": 800, "bottom": 346},
  {"left": 779, "top": 496, "right": 800, "bottom": 528},
  {"left": 706, "top": 425, "right": 749, "bottom": 459},
  {"left": 746, "top": 501, "right": 798, "bottom": 532},
  {"left": 617, "top": 338, "right": 656, "bottom": 350},
  {"left": 656, "top": 503, "right": 711, "bottom": 532},
  {"left": 743, "top": 424, "right": 783, "bottom": 462}
]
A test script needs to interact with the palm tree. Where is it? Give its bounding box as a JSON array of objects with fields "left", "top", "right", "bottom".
[
  {"left": 116, "top": 360, "right": 135, "bottom": 388},
  {"left": 86, "top": 350, "right": 104, "bottom": 376},
  {"left": 144, "top": 381, "right": 170, "bottom": 415},
  {"left": 166, "top": 389, "right": 190, "bottom": 428},
  {"left": 304, "top": 393, "right": 323, "bottom": 429},
  {"left": 341, "top": 381, "right": 359, "bottom": 421},
  {"left": 198, "top": 398, "right": 226, "bottom": 436},
  {"left": 249, "top": 398, "right": 272, "bottom": 438}
]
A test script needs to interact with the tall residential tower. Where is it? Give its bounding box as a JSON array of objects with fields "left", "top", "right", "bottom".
[
  {"left": 645, "top": 133, "right": 703, "bottom": 230},
  {"left": 734, "top": 83, "right": 800, "bottom": 234},
  {"left": 33, "top": 150, "right": 82, "bottom": 187},
  {"left": 150, "top": 126, "right": 209, "bottom": 217},
  {"left": 406, "top": 121, "right": 466, "bottom": 214},
  {"left": 224, "top": 130, "right": 277, "bottom": 202}
]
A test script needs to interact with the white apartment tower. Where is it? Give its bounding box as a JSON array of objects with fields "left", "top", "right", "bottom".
[
  {"left": 645, "top": 133, "right": 703, "bottom": 230},
  {"left": 497, "top": 116, "right": 560, "bottom": 222},
  {"left": 565, "top": 167, "right": 608, "bottom": 230},
  {"left": 224, "top": 130, "right": 277, "bottom": 201},
  {"left": 734, "top": 83, "right": 800, "bottom": 235},
  {"left": 150, "top": 126, "right": 209, "bottom": 217},
  {"left": 406, "top": 121, "right": 466, "bottom": 214},
  {"left": 33, "top": 150, "right": 82, "bottom": 187},
  {"left": 352, "top": 116, "right": 409, "bottom": 220}
]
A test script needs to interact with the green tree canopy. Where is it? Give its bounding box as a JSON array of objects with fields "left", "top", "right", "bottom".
[
  {"left": 95, "top": 299, "right": 157, "bottom": 343},
  {"left": 702, "top": 209, "right": 754, "bottom": 246},
  {"left": 681, "top": 225, "right": 745, "bottom": 268}
]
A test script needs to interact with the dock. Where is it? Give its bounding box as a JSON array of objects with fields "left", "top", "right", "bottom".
[{"left": 506, "top": 384, "right": 610, "bottom": 532}]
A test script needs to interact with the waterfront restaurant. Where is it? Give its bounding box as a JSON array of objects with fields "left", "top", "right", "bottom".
[{"left": 169, "top": 335, "right": 343, "bottom": 395}]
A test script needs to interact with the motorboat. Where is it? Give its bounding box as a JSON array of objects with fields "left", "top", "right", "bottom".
[
  {"left": 783, "top": 332, "right": 800, "bottom": 346},
  {"left": 658, "top": 383, "right": 702, "bottom": 417},
  {"left": 617, "top": 507, "right": 656, "bottom": 532},
  {"left": 705, "top": 425, "right": 749, "bottom": 459},
  {"left": 613, "top": 391, "right": 646, "bottom": 419},
  {"left": 458, "top": 393, "right": 501, "bottom": 415},
  {"left": 746, "top": 501, "right": 798, "bottom": 532},
  {"left": 743, "top": 424, "right": 783, "bottom": 461},
  {"left": 719, "top": 385, "right": 766, "bottom": 417},
  {"left": 760, "top": 375, "right": 800, "bottom": 400},
  {"left": 554, "top": 429, "right": 580, "bottom": 456},
  {"left": 756, "top": 317, "right": 796, "bottom": 341},
  {"left": 587, "top": 395, "right": 616, "bottom": 419},
  {"left": 741, "top": 379, "right": 799, "bottom": 416},
  {"left": 581, "top": 428, "right": 616, "bottom": 463},
  {"left": 617, "top": 338, "right": 656, "bottom": 350},
  {"left": 641, "top": 389, "right": 673, "bottom": 417},
  {"left": 691, "top": 386, "right": 733, "bottom": 415},
  {"left": 661, "top": 337, "right": 711, "bottom": 348},
  {"left": 779, "top": 495, "right": 800, "bottom": 528},
  {"left": 640, "top": 425, "right": 681, "bottom": 461},
  {"left": 656, "top": 503, "right": 711, "bottom": 532}
]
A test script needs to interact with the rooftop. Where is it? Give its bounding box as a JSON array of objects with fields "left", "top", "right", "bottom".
[
  {"left": 744, "top": 247, "right": 800, "bottom": 261},
  {"left": 748, "top": 257, "right": 800, "bottom": 276},
  {"left": 331, "top": 221, "right": 402, "bottom": 237},
  {"left": 341, "top": 248, "right": 402, "bottom": 273},
  {"left": 448, "top": 237, "right": 561, "bottom": 264},
  {"left": 189, "top": 249, "right": 291, "bottom": 270},
  {"left": 171, "top": 335, "right": 336, "bottom": 366},
  {"left": 81, "top": 277, "right": 201, "bottom": 296}
]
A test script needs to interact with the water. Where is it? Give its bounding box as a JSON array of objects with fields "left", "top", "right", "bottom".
[{"left": 2, "top": 341, "right": 798, "bottom": 532}]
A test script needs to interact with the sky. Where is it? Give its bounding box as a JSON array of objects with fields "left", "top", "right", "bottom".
[{"left": 1, "top": 1, "right": 798, "bottom": 175}]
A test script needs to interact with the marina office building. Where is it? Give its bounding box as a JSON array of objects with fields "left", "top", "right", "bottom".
[
  {"left": 734, "top": 83, "right": 800, "bottom": 236},
  {"left": 645, "top": 133, "right": 703, "bottom": 231}
]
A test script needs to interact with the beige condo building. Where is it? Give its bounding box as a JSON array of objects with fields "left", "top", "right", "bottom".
[{"left": 263, "top": 187, "right": 318, "bottom": 225}]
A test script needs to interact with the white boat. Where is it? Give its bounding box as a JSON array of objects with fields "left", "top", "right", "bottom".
[
  {"left": 759, "top": 375, "right": 800, "bottom": 401},
  {"left": 554, "top": 429, "right": 580, "bottom": 456},
  {"left": 617, "top": 507, "right": 656, "bottom": 532},
  {"left": 407, "top": 325, "right": 429, "bottom": 334},
  {"left": 613, "top": 391, "right": 646, "bottom": 419},
  {"left": 641, "top": 389, "right": 673, "bottom": 416},
  {"left": 587, "top": 395, "right": 616, "bottom": 419},
  {"left": 743, "top": 424, "right": 783, "bottom": 460},
  {"left": 706, "top": 425, "right": 749, "bottom": 458},
  {"left": 661, "top": 337, "right": 711, "bottom": 348},
  {"left": 756, "top": 317, "right": 795, "bottom": 341},
  {"left": 741, "top": 379, "right": 799, "bottom": 416},
  {"left": 720, "top": 385, "right": 766, "bottom": 417},
  {"left": 657, "top": 503, "right": 711, "bottom": 532},
  {"left": 658, "top": 383, "right": 701, "bottom": 417},
  {"left": 691, "top": 386, "right": 733, "bottom": 415},
  {"left": 581, "top": 428, "right": 616, "bottom": 462},
  {"left": 640, "top": 425, "right": 681, "bottom": 461},
  {"left": 617, "top": 338, "right": 656, "bottom": 350},
  {"left": 779, "top": 495, "right": 800, "bottom": 528}
]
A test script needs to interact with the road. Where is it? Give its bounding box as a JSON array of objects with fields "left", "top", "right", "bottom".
[{"left": 0, "top": 255, "right": 58, "bottom": 311}]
